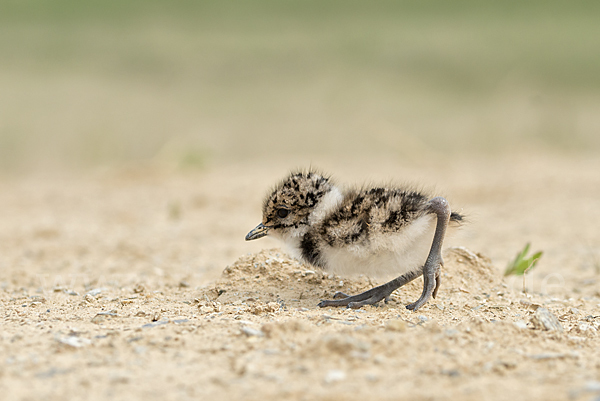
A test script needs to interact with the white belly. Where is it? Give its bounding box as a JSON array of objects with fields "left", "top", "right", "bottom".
[{"left": 320, "top": 214, "right": 436, "bottom": 278}]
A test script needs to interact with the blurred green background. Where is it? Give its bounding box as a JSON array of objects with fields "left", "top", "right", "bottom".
[{"left": 1, "top": 0, "right": 599, "bottom": 172}]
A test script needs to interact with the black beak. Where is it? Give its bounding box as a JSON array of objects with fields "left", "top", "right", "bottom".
[{"left": 245, "top": 223, "right": 269, "bottom": 241}]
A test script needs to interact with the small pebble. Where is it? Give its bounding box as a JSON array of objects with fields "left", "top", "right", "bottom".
[
  {"left": 444, "top": 329, "right": 458, "bottom": 337},
  {"left": 513, "top": 321, "right": 528, "bottom": 329},
  {"left": 91, "top": 312, "right": 118, "bottom": 324},
  {"left": 142, "top": 320, "right": 169, "bottom": 329},
  {"left": 133, "top": 284, "right": 145, "bottom": 294},
  {"left": 528, "top": 352, "right": 578, "bottom": 360},
  {"left": 365, "top": 373, "right": 380, "bottom": 382},
  {"left": 84, "top": 294, "right": 96, "bottom": 303},
  {"left": 584, "top": 381, "right": 600, "bottom": 392},
  {"left": 576, "top": 322, "right": 593, "bottom": 332},
  {"left": 324, "top": 369, "right": 346, "bottom": 384},
  {"left": 86, "top": 288, "right": 104, "bottom": 297},
  {"left": 385, "top": 320, "right": 407, "bottom": 332},
  {"left": 530, "top": 308, "right": 563, "bottom": 332},
  {"left": 240, "top": 326, "right": 264, "bottom": 337},
  {"left": 57, "top": 336, "right": 91, "bottom": 348}
]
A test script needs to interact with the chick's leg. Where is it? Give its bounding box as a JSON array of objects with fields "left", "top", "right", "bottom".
[
  {"left": 406, "top": 197, "right": 451, "bottom": 311},
  {"left": 317, "top": 268, "right": 422, "bottom": 309}
]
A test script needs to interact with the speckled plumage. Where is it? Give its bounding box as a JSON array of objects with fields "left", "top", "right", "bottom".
[{"left": 246, "top": 170, "right": 462, "bottom": 311}]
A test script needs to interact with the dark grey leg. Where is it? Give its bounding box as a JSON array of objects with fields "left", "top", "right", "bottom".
[
  {"left": 317, "top": 268, "right": 423, "bottom": 309},
  {"left": 405, "top": 197, "right": 450, "bottom": 311}
]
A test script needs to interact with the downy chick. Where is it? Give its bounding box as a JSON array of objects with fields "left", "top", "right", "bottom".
[{"left": 245, "top": 170, "right": 462, "bottom": 311}]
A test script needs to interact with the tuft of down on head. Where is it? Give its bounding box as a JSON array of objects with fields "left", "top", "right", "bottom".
[{"left": 261, "top": 170, "right": 335, "bottom": 234}]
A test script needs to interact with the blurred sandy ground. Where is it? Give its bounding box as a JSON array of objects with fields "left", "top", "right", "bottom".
[
  {"left": 1, "top": 0, "right": 599, "bottom": 291},
  {"left": 2, "top": 0, "right": 599, "bottom": 170}
]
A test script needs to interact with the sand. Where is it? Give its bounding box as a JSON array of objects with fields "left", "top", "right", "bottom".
[{"left": 1, "top": 155, "right": 599, "bottom": 401}]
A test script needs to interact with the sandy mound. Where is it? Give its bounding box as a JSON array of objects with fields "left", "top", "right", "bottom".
[{"left": 199, "top": 247, "right": 500, "bottom": 313}]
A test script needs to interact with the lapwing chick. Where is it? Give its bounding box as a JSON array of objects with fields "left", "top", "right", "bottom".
[{"left": 245, "top": 170, "right": 463, "bottom": 311}]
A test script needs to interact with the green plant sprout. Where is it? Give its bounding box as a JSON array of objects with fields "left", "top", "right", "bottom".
[
  {"left": 504, "top": 243, "right": 543, "bottom": 276},
  {"left": 504, "top": 243, "right": 543, "bottom": 292}
]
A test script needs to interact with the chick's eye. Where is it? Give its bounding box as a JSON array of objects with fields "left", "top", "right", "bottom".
[{"left": 276, "top": 208, "right": 289, "bottom": 218}]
